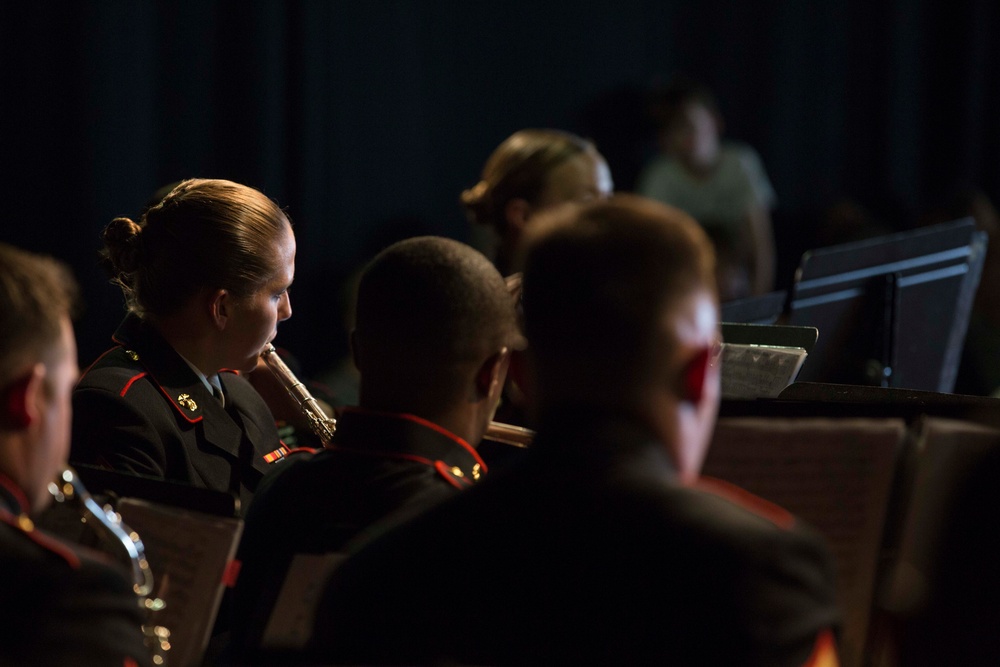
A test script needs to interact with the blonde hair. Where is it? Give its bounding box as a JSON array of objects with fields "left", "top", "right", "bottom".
[
  {"left": 461, "top": 129, "right": 595, "bottom": 234},
  {"left": 101, "top": 178, "right": 290, "bottom": 317}
]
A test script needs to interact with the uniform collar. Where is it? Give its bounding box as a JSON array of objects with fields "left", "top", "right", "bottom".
[
  {"left": 532, "top": 406, "right": 678, "bottom": 477},
  {"left": 112, "top": 314, "right": 260, "bottom": 464},
  {"left": 0, "top": 473, "right": 30, "bottom": 516},
  {"left": 335, "top": 407, "right": 487, "bottom": 475}
]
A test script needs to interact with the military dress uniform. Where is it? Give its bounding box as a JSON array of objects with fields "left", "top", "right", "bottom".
[
  {"left": 0, "top": 474, "right": 151, "bottom": 667},
  {"left": 71, "top": 314, "right": 285, "bottom": 512},
  {"left": 230, "top": 406, "right": 487, "bottom": 658},
  {"left": 309, "top": 409, "right": 842, "bottom": 666}
]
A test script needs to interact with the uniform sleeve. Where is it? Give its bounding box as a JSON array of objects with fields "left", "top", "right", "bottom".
[
  {"left": 72, "top": 385, "right": 171, "bottom": 479},
  {"left": 1, "top": 547, "right": 153, "bottom": 667}
]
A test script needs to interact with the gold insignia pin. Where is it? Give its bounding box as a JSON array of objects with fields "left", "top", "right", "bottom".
[
  {"left": 124, "top": 349, "right": 139, "bottom": 361},
  {"left": 176, "top": 393, "right": 198, "bottom": 411},
  {"left": 17, "top": 515, "right": 34, "bottom": 532},
  {"left": 450, "top": 466, "right": 465, "bottom": 478},
  {"left": 472, "top": 463, "right": 482, "bottom": 481}
]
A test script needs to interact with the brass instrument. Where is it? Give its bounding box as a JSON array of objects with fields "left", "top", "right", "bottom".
[
  {"left": 260, "top": 344, "right": 337, "bottom": 447},
  {"left": 49, "top": 467, "right": 170, "bottom": 663},
  {"left": 259, "top": 345, "right": 536, "bottom": 449},
  {"left": 484, "top": 421, "right": 535, "bottom": 448}
]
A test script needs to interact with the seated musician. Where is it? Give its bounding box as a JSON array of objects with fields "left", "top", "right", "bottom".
[
  {"left": 307, "top": 196, "right": 841, "bottom": 665},
  {"left": 71, "top": 178, "right": 295, "bottom": 512},
  {"left": 0, "top": 243, "right": 151, "bottom": 666},
  {"left": 462, "top": 128, "right": 614, "bottom": 276},
  {"left": 230, "top": 236, "right": 521, "bottom": 658},
  {"left": 463, "top": 129, "right": 613, "bottom": 432}
]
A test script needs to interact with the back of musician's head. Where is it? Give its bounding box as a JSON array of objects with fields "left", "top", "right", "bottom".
[
  {"left": 100, "top": 178, "right": 291, "bottom": 318},
  {"left": 353, "top": 236, "right": 520, "bottom": 403},
  {"left": 462, "top": 129, "right": 601, "bottom": 235},
  {"left": 0, "top": 244, "right": 78, "bottom": 389},
  {"left": 522, "top": 195, "right": 716, "bottom": 410}
]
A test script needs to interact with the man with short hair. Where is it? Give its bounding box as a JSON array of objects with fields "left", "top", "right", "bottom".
[
  {"left": 308, "top": 196, "right": 840, "bottom": 665},
  {"left": 0, "top": 243, "right": 150, "bottom": 666},
  {"left": 231, "top": 236, "right": 522, "bottom": 656}
]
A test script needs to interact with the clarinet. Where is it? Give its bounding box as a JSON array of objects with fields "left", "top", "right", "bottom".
[{"left": 260, "top": 344, "right": 337, "bottom": 447}]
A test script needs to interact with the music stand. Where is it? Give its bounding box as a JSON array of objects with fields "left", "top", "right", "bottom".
[{"left": 787, "top": 218, "right": 987, "bottom": 392}]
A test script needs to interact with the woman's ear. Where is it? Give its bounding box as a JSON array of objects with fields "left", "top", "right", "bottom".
[
  {"left": 208, "top": 289, "right": 230, "bottom": 331},
  {"left": 504, "top": 199, "right": 533, "bottom": 233}
]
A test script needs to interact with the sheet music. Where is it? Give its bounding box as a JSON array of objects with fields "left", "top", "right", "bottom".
[
  {"left": 703, "top": 418, "right": 906, "bottom": 667},
  {"left": 720, "top": 343, "right": 808, "bottom": 399},
  {"left": 261, "top": 552, "right": 348, "bottom": 650},
  {"left": 117, "top": 498, "right": 243, "bottom": 667}
]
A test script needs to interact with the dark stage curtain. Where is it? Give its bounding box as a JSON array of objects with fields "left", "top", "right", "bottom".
[{"left": 2, "top": 1, "right": 998, "bottom": 372}]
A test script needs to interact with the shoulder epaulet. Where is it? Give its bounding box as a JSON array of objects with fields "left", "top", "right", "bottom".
[
  {"left": 0, "top": 511, "right": 81, "bottom": 570},
  {"left": 693, "top": 476, "right": 795, "bottom": 530},
  {"left": 433, "top": 460, "right": 480, "bottom": 489}
]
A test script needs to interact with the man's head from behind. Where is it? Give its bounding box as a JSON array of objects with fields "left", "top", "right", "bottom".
[
  {"left": 352, "top": 237, "right": 521, "bottom": 443},
  {"left": 0, "top": 244, "right": 79, "bottom": 513},
  {"left": 522, "top": 195, "right": 719, "bottom": 479}
]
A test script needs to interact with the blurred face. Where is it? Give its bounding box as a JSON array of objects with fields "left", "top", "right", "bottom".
[
  {"left": 26, "top": 317, "right": 78, "bottom": 512},
  {"left": 224, "top": 224, "right": 295, "bottom": 373},
  {"left": 664, "top": 289, "right": 721, "bottom": 481},
  {"left": 535, "top": 150, "right": 614, "bottom": 210},
  {"left": 665, "top": 102, "right": 720, "bottom": 170}
]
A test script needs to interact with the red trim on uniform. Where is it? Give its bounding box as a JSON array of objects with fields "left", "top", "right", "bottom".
[
  {"left": 331, "top": 445, "right": 437, "bottom": 468},
  {"left": 155, "top": 384, "right": 203, "bottom": 424},
  {"left": 0, "top": 509, "right": 82, "bottom": 570},
  {"left": 434, "top": 461, "right": 468, "bottom": 490},
  {"left": 78, "top": 345, "right": 125, "bottom": 384},
  {"left": 284, "top": 447, "right": 318, "bottom": 457},
  {"left": 0, "top": 473, "right": 31, "bottom": 514},
  {"left": 802, "top": 629, "right": 839, "bottom": 667},
  {"left": 222, "top": 559, "right": 242, "bottom": 588},
  {"left": 124, "top": 657, "right": 139, "bottom": 667},
  {"left": 119, "top": 372, "right": 148, "bottom": 398},
  {"left": 219, "top": 368, "right": 241, "bottom": 376},
  {"left": 341, "top": 407, "right": 488, "bottom": 474},
  {"left": 694, "top": 476, "right": 795, "bottom": 530}
]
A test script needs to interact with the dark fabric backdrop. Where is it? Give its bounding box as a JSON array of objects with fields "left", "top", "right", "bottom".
[{"left": 2, "top": 0, "right": 998, "bottom": 372}]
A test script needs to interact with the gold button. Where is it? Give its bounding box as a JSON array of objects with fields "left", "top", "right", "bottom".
[
  {"left": 472, "top": 463, "right": 482, "bottom": 481},
  {"left": 17, "top": 515, "right": 34, "bottom": 532},
  {"left": 450, "top": 466, "right": 465, "bottom": 478}
]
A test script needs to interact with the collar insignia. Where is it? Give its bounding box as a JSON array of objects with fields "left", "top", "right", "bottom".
[{"left": 177, "top": 394, "right": 198, "bottom": 412}]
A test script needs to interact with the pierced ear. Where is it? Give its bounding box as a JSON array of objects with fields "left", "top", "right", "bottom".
[
  {"left": 208, "top": 288, "right": 230, "bottom": 331},
  {"left": 680, "top": 347, "right": 711, "bottom": 405},
  {"left": 475, "top": 347, "right": 511, "bottom": 399},
  {"left": 2, "top": 365, "right": 44, "bottom": 429},
  {"left": 504, "top": 198, "right": 533, "bottom": 233}
]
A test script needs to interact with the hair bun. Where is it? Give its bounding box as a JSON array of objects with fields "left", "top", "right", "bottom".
[
  {"left": 101, "top": 217, "right": 143, "bottom": 276},
  {"left": 460, "top": 180, "right": 493, "bottom": 227}
]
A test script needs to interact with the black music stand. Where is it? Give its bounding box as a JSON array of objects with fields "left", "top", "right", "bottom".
[{"left": 786, "top": 218, "right": 987, "bottom": 392}]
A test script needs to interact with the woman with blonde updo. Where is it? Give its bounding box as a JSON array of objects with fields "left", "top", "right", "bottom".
[
  {"left": 71, "top": 179, "right": 295, "bottom": 510},
  {"left": 462, "top": 129, "right": 613, "bottom": 275}
]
